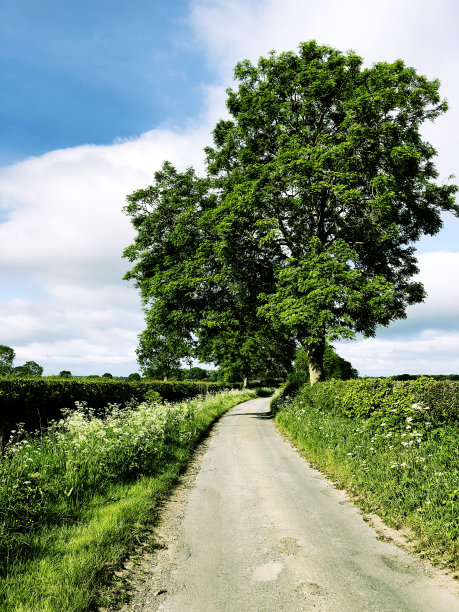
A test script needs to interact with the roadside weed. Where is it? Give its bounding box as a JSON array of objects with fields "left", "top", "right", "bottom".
[
  {"left": 275, "top": 392, "right": 459, "bottom": 568},
  {"left": 0, "top": 389, "right": 255, "bottom": 610}
]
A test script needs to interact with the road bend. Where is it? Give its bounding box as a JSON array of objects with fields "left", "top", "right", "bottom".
[{"left": 135, "top": 397, "right": 459, "bottom": 611}]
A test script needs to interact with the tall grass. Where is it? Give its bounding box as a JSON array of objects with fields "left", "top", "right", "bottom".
[
  {"left": 0, "top": 389, "right": 255, "bottom": 610},
  {"left": 275, "top": 391, "right": 459, "bottom": 569}
]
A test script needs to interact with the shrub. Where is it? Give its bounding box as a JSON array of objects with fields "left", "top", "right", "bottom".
[
  {"left": 0, "top": 389, "right": 253, "bottom": 574},
  {"left": 254, "top": 387, "right": 277, "bottom": 397},
  {"left": 0, "top": 378, "right": 240, "bottom": 444},
  {"left": 282, "top": 376, "right": 459, "bottom": 428}
]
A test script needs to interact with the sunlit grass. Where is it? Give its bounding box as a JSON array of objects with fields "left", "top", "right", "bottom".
[
  {"left": 0, "top": 389, "right": 255, "bottom": 610},
  {"left": 275, "top": 394, "right": 459, "bottom": 569}
]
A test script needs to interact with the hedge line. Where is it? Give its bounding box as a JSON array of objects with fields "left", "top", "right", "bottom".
[
  {"left": 272, "top": 376, "right": 459, "bottom": 427},
  {"left": 0, "top": 377, "right": 240, "bottom": 444}
]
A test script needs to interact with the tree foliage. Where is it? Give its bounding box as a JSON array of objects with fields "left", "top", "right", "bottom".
[
  {"left": 294, "top": 344, "right": 358, "bottom": 382},
  {"left": 124, "top": 41, "right": 457, "bottom": 384},
  {"left": 12, "top": 361, "right": 43, "bottom": 378},
  {"left": 0, "top": 346, "right": 43, "bottom": 377},
  {"left": 127, "top": 372, "right": 141, "bottom": 381},
  {"left": 123, "top": 162, "right": 295, "bottom": 381},
  {"left": 0, "top": 345, "right": 15, "bottom": 376},
  {"left": 181, "top": 367, "right": 209, "bottom": 380}
]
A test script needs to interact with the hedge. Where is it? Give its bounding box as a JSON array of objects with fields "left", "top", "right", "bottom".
[
  {"left": 0, "top": 378, "right": 240, "bottom": 445},
  {"left": 275, "top": 376, "right": 459, "bottom": 428}
]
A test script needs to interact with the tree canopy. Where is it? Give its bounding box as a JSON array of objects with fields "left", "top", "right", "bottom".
[
  {"left": 0, "top": 345, "right": 15, "bottom": 376},
  {"left": 124, "top": 41, "right": 458, "bottom": 384},
  {"left": 123, "top": 162, "right": 294, "bottom": 383},
  {"left": 12, "top": 361, "right": 44, "bottom": 377},
  {"left": 294, "top": 344, "right": 358, "bottom": 383},
  {"left": 0, "top": 346, "right": 43, "bottom": 377}
]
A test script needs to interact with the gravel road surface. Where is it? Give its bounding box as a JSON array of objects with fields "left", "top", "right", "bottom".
[{"left": 120, "top": 396, "right": 459, "bottom": 611}]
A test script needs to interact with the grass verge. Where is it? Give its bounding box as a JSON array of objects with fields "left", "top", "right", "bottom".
[
  {"left": 274, "top": 389, "right": 459, "bottom": 571},
  {"left": 0, "top": 389, "right": 255, "bottom": 611}
]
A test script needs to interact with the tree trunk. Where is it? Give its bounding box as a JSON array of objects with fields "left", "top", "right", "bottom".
[
  {"left": 243, "top": 376, "right": 248, "bottom": 389},
  {"left": 307, "top": 341, "right": 326, "bottom": 385}
]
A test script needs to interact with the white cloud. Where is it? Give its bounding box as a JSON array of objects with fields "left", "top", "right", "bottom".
[
  {"left": 0, "top": 289, "right": 144, "bottom": 375},
  {"left": 336, "top": 331, "right": 459, "bottom": 377},
  {"left": 406, "top": 252, "right": 459, "bottom": 328},
  {"left": 335, "top": 251, "right": 459, "bottom": 375},
  {"left": 367, "top": 252, "right": 459, "bottom": 338},
  {"left": 0, "top": 108, "right": 217, "bottom": 375},
  {"left": 17, "top": 337, "right": 139, "bottom": 373},
  {"left": 0, "top": 125, "right": 213, "bottom": 278},
  {"left": 191, "top": 0, "right": 459, "bottom": 180},
  {"left": 191, "top": 0, "right": 453, "bottom": 74}
]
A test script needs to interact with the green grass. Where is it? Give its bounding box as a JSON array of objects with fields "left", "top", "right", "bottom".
[
  {"left": 0, "top": 389, "right": 255, "bottom": 611},
  {"left": 274, "top": 391, "right": 459, "bottom": 569}
]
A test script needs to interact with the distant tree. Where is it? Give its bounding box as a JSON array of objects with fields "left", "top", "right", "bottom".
[
  {"left": 127, "top": 372, "right": 141, "bottom": 381},
  {"left": 102, "top": 373, "right": 113, "bottom": 379},
  {"left": 392, "top": 373, "right": 415, "bottom": 381},
  {"left": 12, "top": 361, "right": 44, "bottom": 377},
  {"left": 207, "top": 369, "right": 220, "bottom": 382},
  {"left": 182, "top": 367, "right": 209, "bottom": 380},
  {"left": 59, "top": 370, "right": 72, "bottom": 378},
  {"left": 323, "top": 347, "right": 358, "bottom": 380},
  {"left": 0, "top": 345, "right": 15, "bottom": 376}
]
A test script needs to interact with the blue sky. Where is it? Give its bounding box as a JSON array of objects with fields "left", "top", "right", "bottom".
[
  {"left": 0, "top": 0, "right": 213, "bottom": 164},
  {"left": 1, "top": 0, "right": 459, "bottom": 376}
]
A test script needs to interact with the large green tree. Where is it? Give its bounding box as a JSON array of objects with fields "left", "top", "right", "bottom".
[
  {"left": 123, "top": 162, "right": 294, "bottom": 382},
  {"left": 124, "top": 41, "right": 457, "bottom": 384},
  {"left": 204, "top": 41, "right": 457, "bottom": 382}
]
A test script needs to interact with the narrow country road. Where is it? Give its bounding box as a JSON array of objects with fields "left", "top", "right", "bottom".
[{"left": 122, "top": 397, "right": 459, "bottom": 611}]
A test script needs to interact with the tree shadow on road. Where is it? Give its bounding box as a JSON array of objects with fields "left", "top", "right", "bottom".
[{"left": 227, "top": 411, "right": 273, "bottom": 420}]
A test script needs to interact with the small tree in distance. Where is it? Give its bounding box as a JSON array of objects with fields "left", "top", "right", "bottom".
[
  {"left": 0, "top": 345, "right": 15, "bottom": 376},
  {"left": 181, "top": 367, "right": 209, "bottom": 380},
  {"left": 12, "top": 361, "right": 44, "bottom": 377},
  {"left": 127, "top": 372, "right": 141, "bottom": 381}
]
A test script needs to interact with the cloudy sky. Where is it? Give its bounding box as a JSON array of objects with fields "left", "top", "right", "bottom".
[{"left": 1, "top": 0, "right": 458, "bottom": 377}]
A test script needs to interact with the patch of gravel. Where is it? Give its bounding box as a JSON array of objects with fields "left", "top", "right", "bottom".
[{"left": 98, "top": 429, "right": 217, "bottom": 611}]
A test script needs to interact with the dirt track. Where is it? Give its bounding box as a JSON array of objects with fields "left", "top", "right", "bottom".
[{"left": 118, "top": 397, "right": 459, "bottom": 611}]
